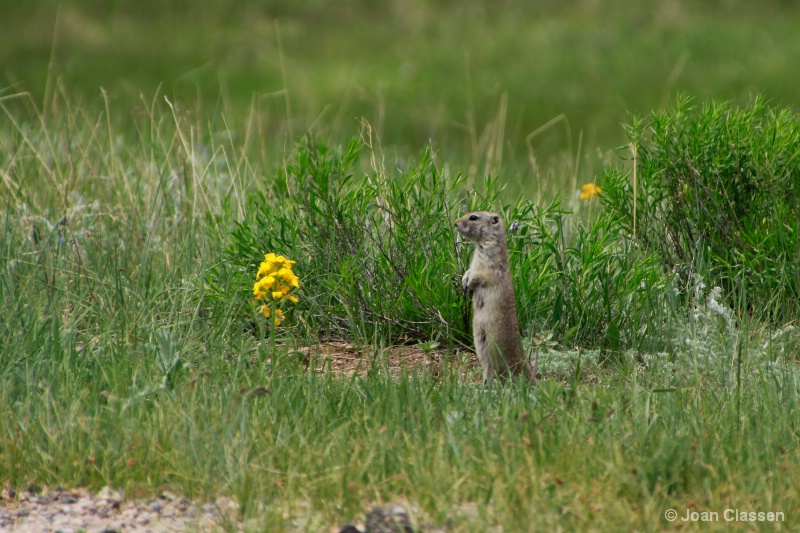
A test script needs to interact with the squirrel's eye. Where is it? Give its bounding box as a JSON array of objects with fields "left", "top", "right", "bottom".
[{"left": 468, "top": 214, "right": 479, "bottom": 221}]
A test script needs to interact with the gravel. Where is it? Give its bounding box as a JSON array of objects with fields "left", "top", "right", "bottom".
[
  {"left": 1, "top": 486, "right": 437, "bottom": 532},
  {"left": 0, "top": 485, "right": 240, "bottom": 532}
]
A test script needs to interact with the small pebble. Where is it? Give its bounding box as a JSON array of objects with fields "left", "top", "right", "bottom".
[
  {"left": 159, "top": 491, "right": 177, "bottom": 501},
  {"left": 365, "top": 505, "right": 414, "bottom": 533}
]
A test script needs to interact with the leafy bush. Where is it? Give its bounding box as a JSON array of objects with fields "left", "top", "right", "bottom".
[
  {"left": 210, "top": 137, "right": 672, "bottom": 350},
  {"left": 208, "top": 138, "right": 469, "bottom": 343},
  {"left": 601, "top": 96, "right": 800, "bottom": 321},
  {"left": 510, "top": 203, "right": 675, "bottom": 353}
]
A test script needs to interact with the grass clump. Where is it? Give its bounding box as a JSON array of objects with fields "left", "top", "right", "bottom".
[{"left": 602, "top": 95, "right": 800, "bottom": 322}]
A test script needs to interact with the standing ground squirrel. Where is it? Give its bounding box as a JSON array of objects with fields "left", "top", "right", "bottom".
[{"left": 455, "top": 211, "right": 534, "bottom": 383}]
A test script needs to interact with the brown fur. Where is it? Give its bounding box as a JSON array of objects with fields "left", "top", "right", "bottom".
[{"left": 455, "top": 211, "right": 534, "bottom": 383}]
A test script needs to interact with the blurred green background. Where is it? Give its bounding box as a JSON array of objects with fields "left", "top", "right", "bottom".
[{"left": 3, "top": 0, "right": 800, "bottom": 170}]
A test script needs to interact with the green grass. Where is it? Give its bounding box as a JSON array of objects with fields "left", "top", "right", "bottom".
[
  {"left": 4, "top": 1, "right": 800, "bottom": 530},
  {"left": 6, "top": 0, "right": 800, "bottom": 183},
  {"left": 3, "top": 89, "right": 800, "bottom": 531},
  {"left": 5, "top": 349, "right": 800, "bottom": 531}
]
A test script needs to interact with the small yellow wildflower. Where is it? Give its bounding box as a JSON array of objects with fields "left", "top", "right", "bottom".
[
  {"left": 276, "top": 267, "right": 294, "bottom": 281},
  {"left": 579, "top": 183, "right": 602, "bottom": 201},
  {"left": 253, "top": 252, "right": 300, "bottom": 325},
  {"left": 257, "top": 263, "right": 272, "bottom": 279},
  {"left": 259, "top": 306, "right": 285, "bottom": 326},
  {"left": 253, "top": 276, "right": 276, "bottom": 298}
]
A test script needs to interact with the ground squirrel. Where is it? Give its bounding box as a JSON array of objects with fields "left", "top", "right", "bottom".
[{"left": 455, "top": 211, "right": 534, "bottom": 383}]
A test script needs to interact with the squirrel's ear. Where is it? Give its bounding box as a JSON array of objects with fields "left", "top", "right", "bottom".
[{"left": 491, "top": 215, "right": 499, "bottom": 224}]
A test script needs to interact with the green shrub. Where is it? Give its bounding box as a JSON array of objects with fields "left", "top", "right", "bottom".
[
  {"left": 601, "top": 96, "right": 800, "bottom": 321},
  {"left": 210, "top": 137, "right": 672, "bottom": 351},
  {"left": 208, "top": 138, "right": 470, "bottom": 344},
  {"left": 511, "top": 204, "right": 675, "bottom": 353}
]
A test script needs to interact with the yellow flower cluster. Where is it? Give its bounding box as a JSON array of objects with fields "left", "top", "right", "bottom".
[
  {"left": 579, "top": 183, "right": 602, "bottom": 201},
  {"left": 253, "top": 253, "right": 300, "bottom": 325}
]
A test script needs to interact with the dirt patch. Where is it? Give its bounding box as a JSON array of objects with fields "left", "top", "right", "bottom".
[{"left": 292, "top": 341, "right": 482, "bottom": 382}]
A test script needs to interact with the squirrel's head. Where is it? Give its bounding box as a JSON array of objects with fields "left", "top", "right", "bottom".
[{"left": 454, "top": 211, "right": 505, "bottom": 243}]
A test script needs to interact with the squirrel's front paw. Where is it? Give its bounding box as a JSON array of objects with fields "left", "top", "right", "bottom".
[{"left": 461, "top": 271, "right": 471, "bottom": 295}]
